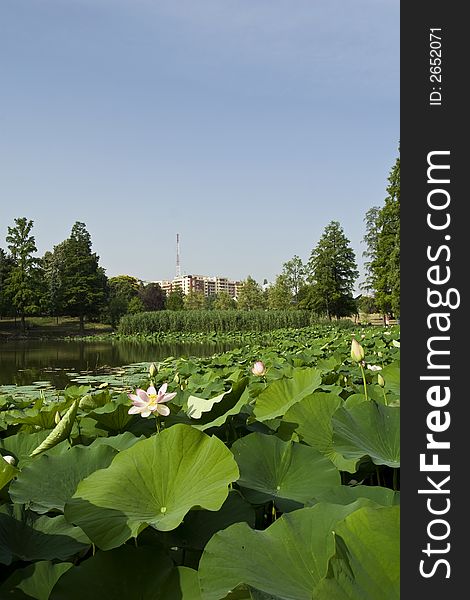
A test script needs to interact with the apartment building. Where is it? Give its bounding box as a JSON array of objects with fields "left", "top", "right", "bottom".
[{"left": 154, "top": 275, "right": 243, "bottom": 299}]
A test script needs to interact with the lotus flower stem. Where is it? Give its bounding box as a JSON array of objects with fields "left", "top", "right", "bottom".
[
  {"left": 393, "top": 468, "right": 398, "bottom": 491},
  {"left": 359, "top": 362, "right": 369, "bottom": 402},
  {"left": 376, "top": 466, "right": 381, "bottom": 487}
]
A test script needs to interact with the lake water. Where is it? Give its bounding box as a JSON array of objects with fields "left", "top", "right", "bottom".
[{"left": 0, "top": 339, "right": 235, "bottom": 388}]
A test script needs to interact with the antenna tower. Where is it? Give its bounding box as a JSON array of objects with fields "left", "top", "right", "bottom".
[{"left": 176, "top": 233, "right": 181, "bottom": 277}]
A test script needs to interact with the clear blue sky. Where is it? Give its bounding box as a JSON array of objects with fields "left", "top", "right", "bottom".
[{"left": 0, "top": 0, "right": 399, "bottom": 290}]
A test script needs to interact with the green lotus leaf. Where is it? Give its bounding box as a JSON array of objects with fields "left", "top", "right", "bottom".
[
  {"left": 155, "top": 490, "right": 255, "bottom": 551},
  {"left": 49, "top": 545, "right": 175, "bottom": 600},
  {"left": 187, "top": 390, "right": 228, "bottom": 419},
  {"left": 89, "top": 431, "right": 144, "bottom": 451},
  {"left": 10, "top": 445, "right": 117, "bottom": 514},
  {"left": 310, "top": 485, "right": 400, "bottom": 507},
  {"left": 232, "top": 432, "right": 340, "bottom": 504},
  {"left": 198, "top": 501, "right": 374, "bottom": 600},
  {"left": 332, "top": 402, "right": 400, "bottom": 468},
  {"left": 160, "top": 566, "right": 202, "bottom": 600},
  {"left": 87, "top": 400, "right": 134, "bottom": 432},
  {"left": 0, "top": 560, "right": 73, "bottom": 600},
  {"left": 187, "top": 378, "right": 249, "bottom": 431},
  {"left": 315, "top": 505, "right": 400, "bottom": 599},
  {"left": 0, "top": 456, "right": 19, "bottom": 491},
  {"left": 0, "top": 504, "right": 90, "bottom": 566},
  {"left": 0, "top": 432, "right": 69, "bottom": 469},
  {"left": 253, "top": 368, "right": 322, "bottom": 422},
  {"left": 379, "top": 363, "right": 400, "bottom": 396},
  {"left": 30, "top": 400, "right": 79, "bottom": 457},
  {"left": 64, "top": 424, "right": 239, "bottom": 549},
  {"left": 283, "top": 393, "right": 358, "bottom": 473}
]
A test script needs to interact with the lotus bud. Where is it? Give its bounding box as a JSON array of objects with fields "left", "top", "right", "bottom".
[
  {"left": 54, "top": 411, "right": 61, "bottom": 425},
  {"left": 378, "top": 374, "right": 385, "bottom": 388},
  {"left": 251, "top": 361, "right": 267, "bottom": 376},
  {"left": 149, "top": 363, "right": 157, "bottom": 377},
  {"left": 351, "top": 338, "right": 365, "bottom": 363},
  {"left": 2, "top": 455, "right": 16, "bottom": 466}
]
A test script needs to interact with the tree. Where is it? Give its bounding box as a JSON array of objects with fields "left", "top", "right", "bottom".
[
  {"left": 0, "top": 248, "right": 15, "bottom": 318},
  {"left": 128, "top": 296, "right": 145, "bottom": 314},
  {"left": 213, "top": 291, "right": 236, "bottom": 310},
  {"left": 58, "top": 222, "right": 108, "bottom": 332},
  {"left": 139, "top": 282, "right": 166, "bottom": 311},
  {"left": 357, "top": 295, "right": 378, "bottom": 316},
  {"left": 107, "top": 275, "right": 141, "bottom": 327},
  {"left": 41, "top": 245, "right": 67, "bottom": 322},
  {"left": 306, "top": 221, "right": 358, "bottom": 319},
  {"left": 267, "top": 274, "right": 293, "bottom": 309},
  {"left": 5, "top": 217, "right": 41, "bottom": 330},
  {"left": 184, "top": 291, "right": 206, "bottom": 310},
  {"left": 282, "top": 255, "right": 306, "bottom": 305},
  {"left": 237, "top": 276, "right": 266, "bottom": 310},
  {"left": 362, "top": 152, "right": 400, "bottom": 317},
  {"left": 166, "top": 288, "right": 185, "bottom": 310}
]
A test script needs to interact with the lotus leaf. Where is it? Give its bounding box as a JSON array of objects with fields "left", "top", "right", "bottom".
[
  {"left": 64, "top": 424, "right": 239, "bottom": 549},
  {"left": 232, "top": 432, "right": 340, "bottom": 504}
]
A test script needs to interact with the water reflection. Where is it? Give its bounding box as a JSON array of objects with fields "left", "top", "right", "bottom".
[{"left": 0, "top": 339, "right": 234, "bottom": 387}]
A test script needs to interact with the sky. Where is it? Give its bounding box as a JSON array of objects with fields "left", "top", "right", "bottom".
[{"left": 0, "top": 0, "right": 399, "bottom": 290}]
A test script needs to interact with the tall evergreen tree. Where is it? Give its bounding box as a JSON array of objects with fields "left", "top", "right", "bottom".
[
  {"left": 58, "top": 222, "right": 108, "bottom": 331},
  {"left": 306, "top": 221, "right": 358, "bottom": 319},
  {"left": 41, "top": 244, "right": 67, "bottom": 321},
  {"left": 0, "top": 248, "right": 15, "bottom": 318},
  {"left": 5, "top": 217, "right": 41, "bottom": 330},
  {"left": 362, "top": 152, "right": 400, "bottom": 317}
]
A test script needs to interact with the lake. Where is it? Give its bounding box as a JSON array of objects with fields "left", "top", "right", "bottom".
[{"left": 0, "top": 339, "right": 235, "bottom": 388}]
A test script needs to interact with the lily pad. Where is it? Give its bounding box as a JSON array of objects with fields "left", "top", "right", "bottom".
[{"left": 65, "top": 424, "right": 239, "bottom": 549}]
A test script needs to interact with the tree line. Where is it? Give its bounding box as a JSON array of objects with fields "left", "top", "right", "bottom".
[{"left": 0, "top": 150, "right": 400, "bottom": 331}]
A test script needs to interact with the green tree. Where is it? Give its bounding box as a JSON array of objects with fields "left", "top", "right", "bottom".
[
  {"left": 5, "top": 217, "right": 41, "bottom": 330},
  {"left": 213, "top": 291, "right": 236, "bottom": 310},
  {"left": 41, "top": 245, "right": 67, "bottom": 322},
  {"left": 184, "top": 291, "right": 206, "bottom": 310},
  {"left": 306, "top": 221, "right": 358, "bottom": 319},
  {"left": 363, "top": 152, "right": 400, "bottom": 317},
  {"left": 127, "top": 295, "right": 145, "bottom": 314},
  {"left": 58, "top": 222, "right": 108, "bottom": 332},
  {"left": 139, "top": 282, "right": 166, "bottom": 311},
  {"left": 237, "top": 276, "right": 266, "bottom": 310},
  {"left": 282, "top": 255, "right": 306, "bottom": 305},
  {"left": 267, "top": 274, "right": 293, "bottom": 309},
  {"left": 357, "top": 295, "right": 378, "bottom": 316},
  {"left": 0, "top": 248, "right": 15, "bottom": 318},
  {"left": 166, "top": 288, "right": 185, "bottom": 310},
  {"left": 107, "top": 275, "right": 141, "bottom": 326}
]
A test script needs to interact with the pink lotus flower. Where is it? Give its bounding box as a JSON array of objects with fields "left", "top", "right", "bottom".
[
  {"left": 128, "top": 384, "right": 176, "bottom": 418},
  {"left": 251, "top": 361, "right": 266, "bottom": 376}
]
